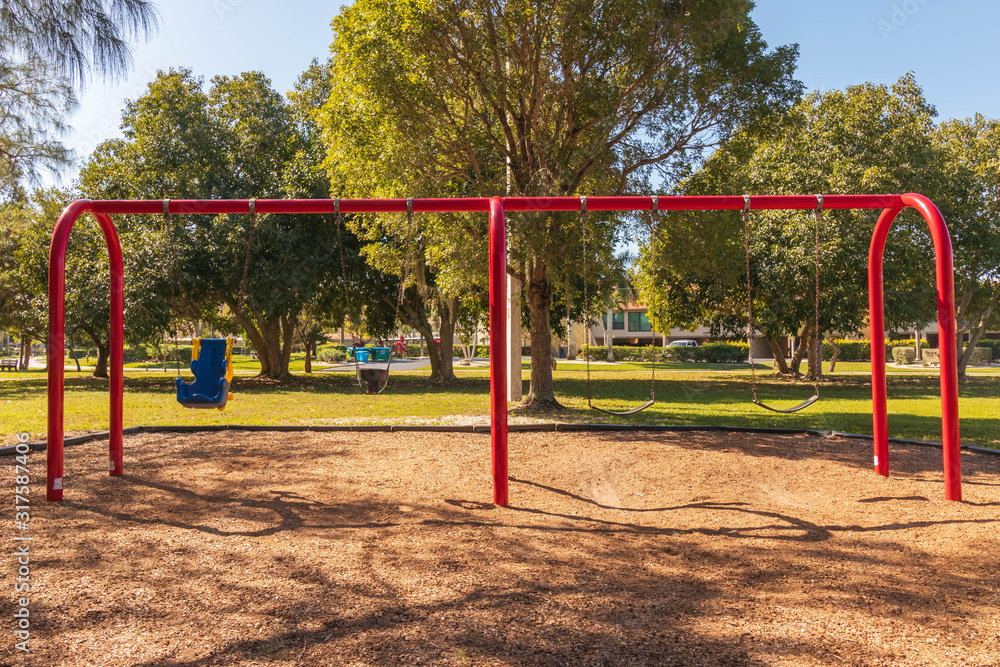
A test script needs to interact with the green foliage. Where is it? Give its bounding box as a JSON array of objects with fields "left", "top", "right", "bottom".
[
  {"left": 580, "top": 342, "right": 748, "bottom": 364},
  {"left": 78, "top": 67, "right": 368, "bottom": 379},
  {"left": 322, "top": 0, "right": 801, "bottom": 399},
  {"left": 932, "top": 115, "right": 1000, "bottom": 373},
  {"left": 971, "top": 339, "right": 1000, "bottom": 360},
  {"left": 892, "top": 347, "right": 916, "bottom": 365},
  {"left": 0, "top": 1, "right": 158, "bottom": 197},
  {"left": 639, "top": 75, "right": 943, "bottom": 362},
  {"left": 821, "top": 339, "right": 928, "bottom": 362},
  {"left": 967, "top": 346, "right": 993, "bottom": 366},
  {"left": 316, "top": 344, "right": 347, "bottom": 363}
]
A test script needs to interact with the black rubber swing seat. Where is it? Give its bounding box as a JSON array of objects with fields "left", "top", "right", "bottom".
[
  {"left": 357, "top": 364, "right": 390, "bottom": 395},
  {"left": 752, "top": 393, "right": 820, "bottom": 414},
  {"left": 588, "top": 398, "right": 655, "bottom": 416}
]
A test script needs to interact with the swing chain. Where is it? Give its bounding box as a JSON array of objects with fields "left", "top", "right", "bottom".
[
  {"left": 649, "top": 195, "right": 658, "bottom": 401},
  {"left": 236, "top": 199, "right": 257, "bottom": 317},
  {"left": 163, "top": 199, "right": 182, "bottom": 377}
]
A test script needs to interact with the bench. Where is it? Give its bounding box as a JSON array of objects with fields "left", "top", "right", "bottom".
[{"left": 0, "top": 358, "right": 18, "bottom": 371}]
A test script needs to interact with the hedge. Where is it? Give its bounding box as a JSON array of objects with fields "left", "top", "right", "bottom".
[
  {"left": 972, "top": 339, "right": 1000, "bottom": 360},
  {"left": 579, "top": 342, "right": 749, "bottom": 364},
  {"left": 822, "top": 339, "right": 929, "bottom": 362},
  {"left": 316, "top": 344, "right": 347, "bottom": 363}
]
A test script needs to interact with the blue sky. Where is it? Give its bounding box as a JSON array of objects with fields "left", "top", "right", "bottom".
[{"left": 58, "top": 0, "right": 1000, "bottom": 185}]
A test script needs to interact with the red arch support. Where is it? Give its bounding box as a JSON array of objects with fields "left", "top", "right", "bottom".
[
  {"left": 868, "top": 194, "right": 961, "bottom": 500},
  {"left": 47, "top": 201, "right": 125, "bottom": 501}
]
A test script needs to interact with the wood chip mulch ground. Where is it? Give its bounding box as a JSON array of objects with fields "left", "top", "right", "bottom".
[{"left": 2, "top": 429, "right": 998, "bottom": 666}]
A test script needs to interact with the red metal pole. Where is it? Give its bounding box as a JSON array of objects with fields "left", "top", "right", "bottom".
[
  {"left": 868, "top": 196, "right": 961, "bottom": 500},
  {"left": 95, "top": 213, "right": 125, "bottom": 477},
  {"left": 904, "top": 194, "right": 961, "bottom": 500},
  {"left": 488, "top": 196, "right": 509, "bottom": 506},
  {"left": 47, "top": 201, "right": 91, "bottom": 500},
  {"left": 868, "top": 207, "right": 902, "bottom": 478}
]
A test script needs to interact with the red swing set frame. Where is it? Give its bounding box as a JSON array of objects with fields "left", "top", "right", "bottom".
[{"left": 45, "top": 194, "right": 961, "bottom": 503}]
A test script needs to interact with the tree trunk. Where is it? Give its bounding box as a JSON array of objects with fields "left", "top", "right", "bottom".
[
  {"left": 227, "top": 295, "right": 291, "bottom": 380},
  {"left": 605, "top": 308, "right": 615, "bottom": 362},
  {"left": 20, "top": 337, "right": 30, "bottom": 369},
  {"left": 69, "top": 340, "right": 81, "bottom": 372},
  {"left": 954, "top": 287, "right": 974, "bottom": 379},
  {"left": 524, "top": 257, "right": 561, "bottom": 410},
  {"left": 789, "top": 321, "right": 815, "bottom": 375},
  {"left": 827, "top": 338, "right": 841, "bottom": 372},
  {"left": 958, "top": 289, "right": 1000, "bottom": 376},
  {"left": 280, "top": 314, "right": 295, "bottom": 376},
  {"left": 396, "top": 289, "right": 458, "bottom": 382},
  {"left": 434, "top": 295, "right": 459, "bottom": 382},
  {"left": 94, "top": 342, "right": 110, "bottom": 379},
  {"left": 303, "top": 338, "right": 312, "bottom": 374},
  {"left": 765, "top": 337, "right": 791, "bottom": 374},
  {"left": 805, "top": 332, "right": 822, "bottom": 381}
]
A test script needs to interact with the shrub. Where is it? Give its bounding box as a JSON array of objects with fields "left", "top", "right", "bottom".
[
  {"left": 892, "top": 347, "right": 916, "bottom": 365},
  {"left": 822, "top": 338, "right": 929, "bottom": 362},
  {"left": 696, "top": 342, "right": 749, "bottom": 363},
  {"left": 973, "top": 339, "right": 1000, "bottom": 360},
  {"left": 122, "top": 344, "right": 154, "bottom": 362},
  {"left": 579, "top": 342, "right": 748, "bottom": 364},
  {"left": 968, "top": 346, "right": 992, "bottom": 366},
  {"left": 316, "top": 344, "right": 347, "bottom": 362}
]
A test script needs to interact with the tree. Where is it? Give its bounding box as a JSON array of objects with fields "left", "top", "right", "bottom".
[
  {"left": 637, "top": 75, "right": 942, "bottom": 380},
  {"left": 933, "top": 115, "right": 1000, "bottom": 376},
  {"left": 322, "top": 0, "right": 801, "bottom": 408},
  {"left": 0, "top": 0, "right": 158, "bottom": 85},
  {"left": 0, "top": 0, "right": 158, "bottom": 199},
  {"left": 79, "top": 68, "right": 354, "bottom": 379},
  {"left": 11, "top": 187, "right": 169, "bottom": 377}
]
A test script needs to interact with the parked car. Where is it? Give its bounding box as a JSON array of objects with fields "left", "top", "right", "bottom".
[{"left": 668, "top": 339, "right": 700, "bottom": 347}]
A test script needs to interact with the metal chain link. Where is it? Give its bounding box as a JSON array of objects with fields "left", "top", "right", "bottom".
[{"left": 236, "top": 199, "right": 258, "bottom": 317}]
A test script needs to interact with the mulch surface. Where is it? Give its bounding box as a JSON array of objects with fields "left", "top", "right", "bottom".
[{"left": 2, "top": 429, "right": 999, "bottom": 666}]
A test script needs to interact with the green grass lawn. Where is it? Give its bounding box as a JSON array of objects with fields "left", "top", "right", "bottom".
[{"left": 3, "top": 358, "right": 999, "bottom": 451}]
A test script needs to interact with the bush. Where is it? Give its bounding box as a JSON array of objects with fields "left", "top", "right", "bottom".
[
  {"left": 968, "top": 346, "right": 992, "bottom": 366},
  {"left": 697, "top": 342, "right": 749, "bottom": 363},
  {"left": 316, "top": 344, "right": 347, "bottom": 362},
  {"left": 972, "top": 339, "right": 1000, "bottom": 360},
  {"left": 892, "top": 347, "right": 916, "bottom": 365},
  {"left": 822, "top": 338, "right": 929, "bottom": 362},
  {"left": 122, "top": 344, "right": 154, "bottom": 362},
  {"left": 166, "top": 346, "right": 193, "bottom": 364},
  {"left": 579, "top": 342, "right": 748, "bottom": 364}
]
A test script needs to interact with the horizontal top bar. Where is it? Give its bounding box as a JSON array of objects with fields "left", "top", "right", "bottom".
[{"left": 84, "top": 194, "right": 909, "bottom": 216}]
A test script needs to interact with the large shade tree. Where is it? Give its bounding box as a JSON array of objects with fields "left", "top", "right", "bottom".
[
  {"left": 80, "top": 68, "right": 362, "bottom": 379},
  {"left": 636, "top": 75, "right": 943, "bottom": 380},
  {"left": 321, "top": 0, "right": 801, "bottom": 408},
  {"left": 933, "top": 115, "right": 1000, "bottom": 376}
]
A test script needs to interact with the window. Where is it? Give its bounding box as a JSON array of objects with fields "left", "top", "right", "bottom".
[
  {"left": 628, "top": 311, "right": 652, "bottom": 332},
  {"left": 612, "top": 312, "right": 625, "bottom": 330}
]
